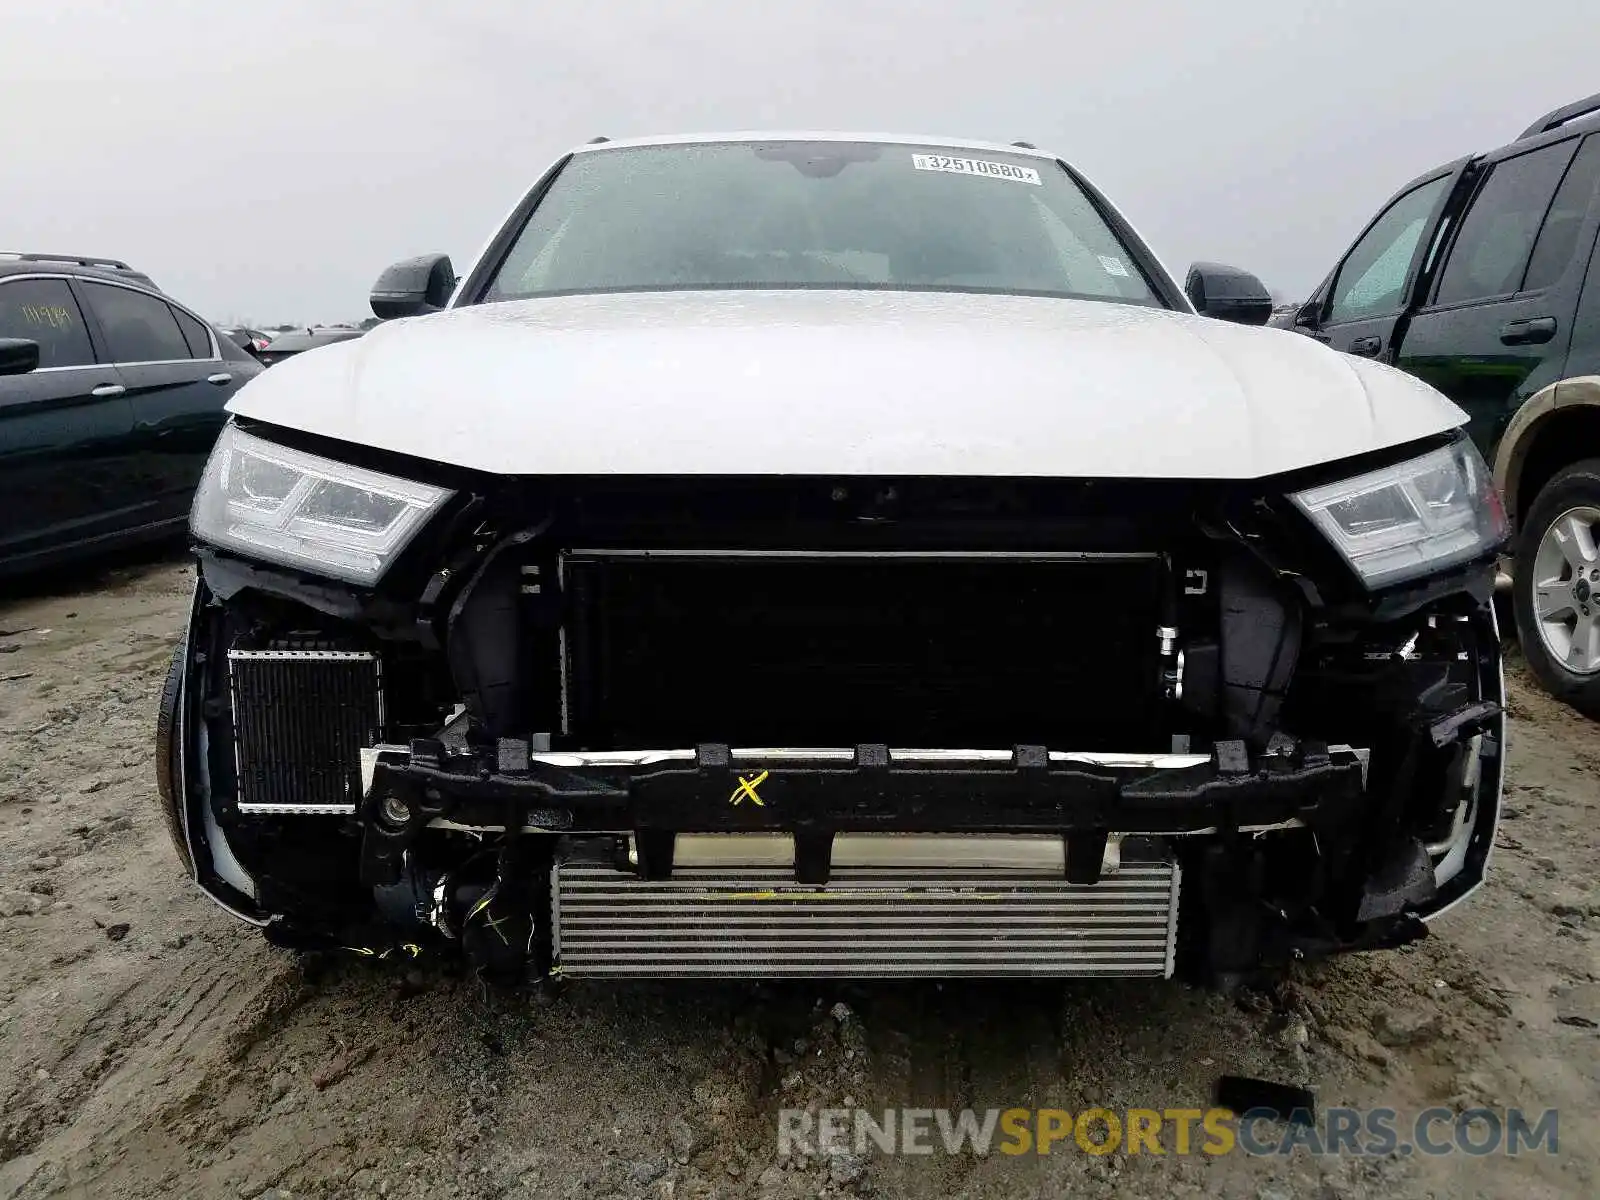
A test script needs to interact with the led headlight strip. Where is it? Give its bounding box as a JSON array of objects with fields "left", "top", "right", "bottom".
[
  {"left": 191, "top": 424, "right": 453, "bottom": 586},
  {"left": 1290, "top": 439, "right": 1507, "bottom": 589}
]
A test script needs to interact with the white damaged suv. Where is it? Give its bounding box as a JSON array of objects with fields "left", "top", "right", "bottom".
[{"left": 158, "top": 134, "right": 1507, "bottom": 985}]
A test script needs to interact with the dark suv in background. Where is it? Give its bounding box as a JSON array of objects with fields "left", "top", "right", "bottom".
[
  {"left": 0, "top": 252, "right": 260, "bottom": 575},
  {"left": 1286, "top": 91, "right": 1600, "bottom": 718}
]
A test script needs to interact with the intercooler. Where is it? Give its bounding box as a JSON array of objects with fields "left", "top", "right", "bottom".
[
  {"left": 551, "top": 860, "right": 1180, "bottom": 979},
  {"left": 560, "top": 550, "right": 1166, "bottom": 750}
]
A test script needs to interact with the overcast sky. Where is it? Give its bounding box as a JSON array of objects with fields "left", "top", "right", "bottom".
[{"left": 3, "top": 0, "right": 1597, "bottom": 325}]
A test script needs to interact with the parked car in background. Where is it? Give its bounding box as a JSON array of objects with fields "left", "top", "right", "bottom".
[
  {"left": 221, "top": 326, "right": 272, "bottom": 357},
  {"left": 161, "top": 133, "right": 1503, "bottom": 993},
  {"left": 257, "top": 325, "right": 365, "bottom": 366},
  {"left": 1266, "top": 302, "right": 1301, "bottom": 329},
  {"left": 1284, "top": 91, "right": 1600, "bottom": 717},
  {"left": 0, "top": 252, "right": 261, "bottom": 575}
]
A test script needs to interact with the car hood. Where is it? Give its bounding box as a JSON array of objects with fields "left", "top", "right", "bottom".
[{"left": 228, "top": 290, "right": 1466, "bottom": 479}]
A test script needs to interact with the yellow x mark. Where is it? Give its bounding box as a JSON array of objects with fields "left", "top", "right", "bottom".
[{"left": 729, "top": 770, "right": 769, "bottom": 807}]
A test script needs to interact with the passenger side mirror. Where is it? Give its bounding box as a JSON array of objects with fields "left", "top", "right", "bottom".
[
  {"left": 369, "top": 254, "right": 457, "bottom": 321},
  {"left": 1184, "top": 263, "right": 1274, "bottom": 326},
  {"left": 0, "top": 338, "right": 41, "bottom": 376}
]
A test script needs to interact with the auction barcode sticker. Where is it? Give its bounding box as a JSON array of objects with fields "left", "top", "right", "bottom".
[{"left": 912, "top": 153, "right": 1042, "bottom": 185}]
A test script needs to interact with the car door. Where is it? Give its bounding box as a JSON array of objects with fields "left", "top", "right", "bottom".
[
  {"left": 0, "top": 275, "right": 139, "bottom": 567},
  {"left": 1395, "top": 133, "right": 1600, "bottom": 457},
  {"left": 75, "top": 279, "right": 256, "bottom": 528},
  {"left": 1294, "top": 159, "right": 1472, "bottom": 362}
]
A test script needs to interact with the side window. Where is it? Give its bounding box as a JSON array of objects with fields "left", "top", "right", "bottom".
[
  {"left": 78, "top": 281, "right": 191, "bottom": 363},
  {"left": 1434, "top": 141, "right": 1576, "bottom": 306},
  {"left": 1523, "top": 135, "right": 1600, "bottom": 292},
  {"left": 171, "top": 306, "right": 215, "bottom": 358},
  {"left": 0, "top": 278, "right": 96, "bottom": 369},
  {"left": 1327, "top": 175, "right": 1450, "bottom": 324}
]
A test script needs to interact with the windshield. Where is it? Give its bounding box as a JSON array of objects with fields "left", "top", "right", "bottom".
[{"left": 482, "top": 141, "right": 1162, "bottom": 306}]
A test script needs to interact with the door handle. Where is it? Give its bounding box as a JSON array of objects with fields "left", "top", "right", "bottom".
[
  {"left": 1348, "top": 335, "right": 1383, "bottom": 357},
  {"left": 90, "top": 383, "right": 126, "bottom": 398},
  {"left": 1499, "top": 316, "right": 1557, "bottom": 346},
  {"left": 206, "top": 372, "right": 233, "bottom": 385}
]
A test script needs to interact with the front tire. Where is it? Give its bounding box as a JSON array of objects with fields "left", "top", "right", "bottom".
[
  {"left": 1513, "top": 458, "right": 1600, "bottom": 719},
  {"left": 154, "top": 638, "right": 199, "bottom": 875}
]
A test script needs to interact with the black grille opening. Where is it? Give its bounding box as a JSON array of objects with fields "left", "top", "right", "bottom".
[
  {"left": 563, "top": 553, "right": 1165, "bottom": 750},
  {"left": 228, "top": 651, "right": 382, "bottom": 810}
]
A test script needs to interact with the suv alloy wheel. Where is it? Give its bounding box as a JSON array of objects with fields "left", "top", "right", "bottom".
[{"left": 1514, "top": 457, "right": 1600, "bottom": 717}]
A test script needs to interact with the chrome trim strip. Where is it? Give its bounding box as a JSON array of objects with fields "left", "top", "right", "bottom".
[
  {"left": 566, "top": 548, "right": 1158, "bottom": 562},
  {"left": 29, "top": 359, "right": 222, "bottom": 373},
  {"left": 1053, "top": 751, "right": 1211, "bottom": 769},
  {"left": 532, "top": 749, "right": 699, "bottom": 767},
  {"left": 515, "top": 748, "right": 1218, "bottom": 769},
  {"left": 227, "top": 649, "right": 378, "bottom": 661},
  {"left": 238, "top": 803, "right": 357, "bottom": 815},
  {"left": 732, "top": 747, "right": 857, "bottom": 762}
]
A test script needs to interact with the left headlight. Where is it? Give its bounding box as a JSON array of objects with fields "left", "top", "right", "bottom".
[
  {"left": 1289, "top": 439, "right": 1507, "bottom": 589},
  {"left": 191, "top": 424, "right": 453, "bottom": 586}
]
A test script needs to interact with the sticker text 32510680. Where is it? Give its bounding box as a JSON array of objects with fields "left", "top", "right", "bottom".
[{"left": 911, "top": 154, "right": 1042, "bottom": 185}]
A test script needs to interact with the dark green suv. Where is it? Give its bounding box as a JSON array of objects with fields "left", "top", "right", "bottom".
[{"left": 1287, "top": 91, "right": 1600, "bottom": 718}]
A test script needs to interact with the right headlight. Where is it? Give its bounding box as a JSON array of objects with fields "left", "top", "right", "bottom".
[
  {"left": 191, "top": 424, "right": 452, "bottom": 586},
  {"left": 1289, "top": 439, "right": 1507, "bottom": 589}
]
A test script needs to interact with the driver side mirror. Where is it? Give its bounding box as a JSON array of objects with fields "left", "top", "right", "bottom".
[
  {"left": 0, "top": 338, "right": 41, "bottom": 376},
  {"left": 1184, "top": 263, "right": 1274, "bottom": 326},
  {"left": 369, "top": 254, "right": 457, "bottom": 321}
]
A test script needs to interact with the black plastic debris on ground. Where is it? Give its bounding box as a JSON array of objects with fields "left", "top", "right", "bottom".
[{"left": 1216, "top": 1075, "right": 1316, "bottom": 1126}]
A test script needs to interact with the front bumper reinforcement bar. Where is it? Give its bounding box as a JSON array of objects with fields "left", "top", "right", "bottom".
[{"left": 359, "top": 740, "right": 1368, "bottom": 887}]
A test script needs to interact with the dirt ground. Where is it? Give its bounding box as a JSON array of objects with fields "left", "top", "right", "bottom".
[{"left": 0, "top": 555, "right": 1596, "bottom": 1200}]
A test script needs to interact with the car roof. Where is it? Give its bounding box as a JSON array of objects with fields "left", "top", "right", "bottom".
[
  {"left": 1386, "top": 93, "right": 1600, "bottom": 198},
  {"left": 1516, "top": 90, "right": 1600, "bottom": 142},
  {"left": 569, "top": 131, "right": 1060, "bottom": 160},
  {"left": 0, "top": 254, "right": 159, "bottom": 290}
]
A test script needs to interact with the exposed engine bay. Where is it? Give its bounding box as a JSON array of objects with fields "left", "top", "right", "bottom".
[{"left": 158, "top": 425, "right": 1504, "bottom": 986}]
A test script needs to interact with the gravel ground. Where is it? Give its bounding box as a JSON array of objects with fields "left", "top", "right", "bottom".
[{"left": 0, "top": 556, "right": 1595, "bottom": 1199}]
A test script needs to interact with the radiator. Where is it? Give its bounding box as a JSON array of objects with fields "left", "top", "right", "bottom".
[
  {"left": 560, "top": 549, "right": 1166, "bottom": 750},
  {"left": 551, "top": 861, "right": 1180, "bottom": 979},
  {"left": 228, "top": 649, "right": 383, "bottom": 815}
]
